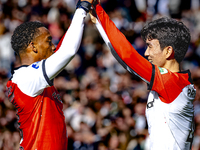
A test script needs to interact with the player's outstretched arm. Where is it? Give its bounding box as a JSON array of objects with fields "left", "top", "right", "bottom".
[
  {"left": 91, "top": 1, "right": 152, "bottom": 84},
  {"left": 45, "top": 0, "right": 93, "bottom": 80}
]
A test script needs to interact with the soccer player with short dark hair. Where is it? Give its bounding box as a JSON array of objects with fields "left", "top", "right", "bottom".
[
  {"left": 6, "top": 0, "right": 93, "bottom": 149},
  {"left": 90, "top": 1, "right": 196, "bottom": 149}
]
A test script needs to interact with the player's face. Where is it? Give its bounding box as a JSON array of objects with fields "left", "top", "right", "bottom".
[
  {"left": 33, "top": 27, "right": 55, "bottom": 61},
  {"left": 144, "top": 39, "right": 167, "bottom": 67}
]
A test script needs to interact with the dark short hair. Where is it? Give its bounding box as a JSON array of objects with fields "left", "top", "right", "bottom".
[
  {"left": 141, "top": 17, "right": 191, "bottom": 63},
  {"left": 11, "top": 21, "right": 45, "bottom": 55}
]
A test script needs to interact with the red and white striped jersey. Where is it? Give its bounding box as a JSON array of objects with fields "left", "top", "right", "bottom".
[
  {"left": 7, "top": 60, "right": 68, "bottom": 150},
  {"left": 146, "top": 66, "right": 195, "bottom": 150},
  {"left": 94, "top": 4, "right": 196, "bottom": 149}
]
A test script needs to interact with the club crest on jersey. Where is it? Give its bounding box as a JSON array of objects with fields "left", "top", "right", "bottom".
[
  {"left": 158, "top": 67, "right": 168, "bottom": 74},
  {"left": 32, "top": 62, "right": 40, "bottom": 69}
]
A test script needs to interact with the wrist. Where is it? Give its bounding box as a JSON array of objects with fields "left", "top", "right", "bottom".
[
  {"left": 76, "top": 1, "right": 92, "bottom": 13},
  {"left": 93, "top": 0, "right": 99, "bottom": 8}
]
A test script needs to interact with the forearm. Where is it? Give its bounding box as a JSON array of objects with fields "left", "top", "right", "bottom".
[
  {"left": 45, "top": 8, "right": 86, "bottom": 80},
  {"left": 95, "top": 4, "right": 152, "bottom": 83},
  {"left": 95, "top": 19, "right": 110, "bottom": 45}
]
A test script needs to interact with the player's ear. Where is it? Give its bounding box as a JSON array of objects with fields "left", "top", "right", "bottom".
[
  {"left": 28, "top": 42, "right": 38, "bottom": 53},
  {"left": 165, "top": 46, "right": 174, "bottom": 60}
]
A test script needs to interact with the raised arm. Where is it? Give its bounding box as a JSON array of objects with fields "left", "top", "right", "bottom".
[
  {"left": 45, "top": 0, "right": 93, "bottom": 80},
  {"left": 93, "top": 2, "right": 153, "bottom": 84}
]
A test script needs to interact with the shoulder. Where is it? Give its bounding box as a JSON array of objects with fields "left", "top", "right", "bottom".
[
  {"left": 156, "top": 67, "right": 192, "bottom": 83},
  {"left": 12, "top": 61, "right": 44, "bottom": 81},
  {"left": 10, "top": 60, "right": 52, "bottom": 97}
]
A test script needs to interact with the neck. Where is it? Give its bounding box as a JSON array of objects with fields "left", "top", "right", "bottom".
[
  {"left": 163, "top": 59, "right": 180, "bottom": 72},
  {"left": 19, "top": 53, "right": 36, "bottom": 66}
]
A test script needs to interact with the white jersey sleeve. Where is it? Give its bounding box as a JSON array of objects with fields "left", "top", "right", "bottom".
[{"left": 45, "top": 8, "right": 87, "bottom": 80}]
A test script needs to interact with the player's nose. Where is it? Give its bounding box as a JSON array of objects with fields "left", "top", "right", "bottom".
[
  {"left": 52, "top": 44, "right": 56, "bottom": 52},
  {"left": 144, "top": 48, "right": 149, "bottom": 57}
]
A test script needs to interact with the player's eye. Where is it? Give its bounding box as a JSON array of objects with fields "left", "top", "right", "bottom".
[
  {"left": 148, "top": 44, "right": 152, "bottom": 48},
  {"left": 146, "top": 44, "right": 152, "bottom": 49}
]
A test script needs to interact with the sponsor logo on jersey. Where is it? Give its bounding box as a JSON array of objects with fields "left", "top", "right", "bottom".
[
  {"left": 188, "top": 87, "right": 196, "bottom": 98},
  {"left": 52, "top": 92, "right": 62, "bottom": 103},
  {"left": 158, "top": 67, "right": 168, "bottom": 74},
  {"left": 32, "top": 62, "right": 40, "bottom": 69},
  {"left": 147, "top": 99, "right": 154, "bottom": 109}
]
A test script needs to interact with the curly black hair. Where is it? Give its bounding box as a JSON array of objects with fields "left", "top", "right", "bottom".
[
  {"left": 141, "top": 17, "right": 191, "bottom": 63},
  {"left": 11, "top": 21, "right": 45, "bottom": 55}
]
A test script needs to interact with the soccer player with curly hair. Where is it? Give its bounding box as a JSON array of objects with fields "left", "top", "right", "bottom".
[
  {"left": 6, "top": 0, "right": 93, "bottom": 149},
  {"left": 90, "top": 1, "right": 196, "bottom": 149}
]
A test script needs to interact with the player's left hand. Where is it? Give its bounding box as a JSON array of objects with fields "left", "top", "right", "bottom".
[
  {"left": 89, "top": 9, "right": 97, "bottom": 24},
  {"left": 89, "top": 0, "right": 101, "bottom": 24}
]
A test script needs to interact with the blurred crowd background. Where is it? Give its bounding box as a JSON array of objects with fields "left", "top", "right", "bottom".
[{"left": 0, "top": 0, "right": 200, "bottom": 149}]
